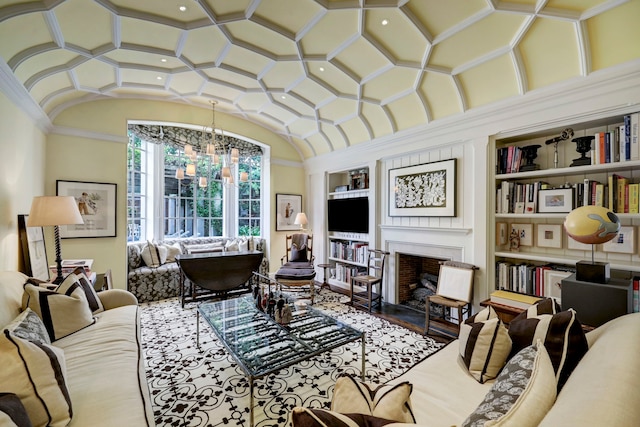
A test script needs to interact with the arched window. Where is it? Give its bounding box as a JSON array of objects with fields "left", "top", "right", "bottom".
[{"left": 126, "top": 124, "right": 264, "bottom": 241}]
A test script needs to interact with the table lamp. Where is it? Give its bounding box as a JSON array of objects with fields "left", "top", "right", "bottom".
[
  {"left": 564, "top": 205, "right": 620, "bottom": 283},
  {"left": 28, "top": 196, "right": 84, "bottom": 284},
  {"left": 294, "top": 212, "right": 308, "bottom": 231}
]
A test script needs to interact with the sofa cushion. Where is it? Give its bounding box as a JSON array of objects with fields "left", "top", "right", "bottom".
[
  {"left": 331, "top": 375, "right": 415, "bottom": 423},
  {"left": 3, "top": 308, "right": 50, "bottom": 345},
  {"left": 225, "top": 239, "right": 240, "bottom": 252},
  {"left": 508, "top": 308, "right": 587, "bottom": 390},
  {"left": 162, "top": 243, "right": 182, "bottom": 262},
  {"left": 0, "top": 393, "right": 33, "bottom": 427},
  {"left": 239, "top": 238, "right": 249, "bottom": 252},
  {"left": 141, "top": 241, "right": 167, "bottom": 267},
  {"left": 512, "top": 298, "right": 560, "bottom": 320},
  {"left": 23, "top": 283, "right": 95, "bottom": 341},
  {"left": 183, "top": 242, "right": 224, "bottom": 254},
  {"left": 461, "top": 340, "right": 556, "bottom": 427},
  {"left": 57, "top": 271, "right": 104, "bottom": 314},
  {"left": 290, "top": 407, "right": 396, "bottom": 427},
  {"left": 0, "top": 330, "right": 72, "bottom": 427},
  {"left": 459, "top": 306, "right": 512, "bottom": 383}
]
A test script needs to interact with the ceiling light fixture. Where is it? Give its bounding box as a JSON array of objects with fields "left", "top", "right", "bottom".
[
  {"left": 175, "top": 101, "right": 248, "bottom": 188},
  {"left": 381, "top": 19, "right": 389, "bottom": 26},
  {"left": 179, "top": 6, "right": 187, "bottom": 12}
]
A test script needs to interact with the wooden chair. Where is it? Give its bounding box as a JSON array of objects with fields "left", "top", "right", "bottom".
[
  {"left": 425, "top": 261, "right": 477, "bottom": 337},
  {"left": 274, "top": 234, "right": 316, "bottom": 303},
  {"left": 350, "top": 249, "right": 389, "bottom": 312}
]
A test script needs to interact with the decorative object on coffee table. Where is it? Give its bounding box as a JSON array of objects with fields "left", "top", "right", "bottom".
[
  {"left": 570, "top": 135, "right": 595, "bottom": 167},
  {"left": 519, "top": 144, "right": 541, "bottom": 171},
  {"left": 564, "top": 205, "right": 620, "bottom": 283}
]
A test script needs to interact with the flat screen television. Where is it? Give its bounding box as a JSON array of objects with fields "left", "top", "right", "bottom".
[{"left": 327, "top": 197, "right": 369, "bottom": 233}]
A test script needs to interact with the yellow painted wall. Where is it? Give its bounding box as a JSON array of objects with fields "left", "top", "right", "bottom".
[
  {"left": 45, "top": 98, "right": 303, "bottom": 287},
  {"left": 0, "top": 92, "right": 46, "bottom": 271}
]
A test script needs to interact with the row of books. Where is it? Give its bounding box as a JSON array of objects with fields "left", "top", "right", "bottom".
[
  {"left": 591, "top": 113, "right": 640, "bottom": 164},
  {"left": 496, "top": 181, "right": 551, "bottom": 214},
  {"left": 330, "top": 241, "right": 369, "bottom": 264},
  {"left": 496, "top": 112, "right": 639, "bottom": 174},
  {"left": 577, "top": 175, "right": 639, "bottom": 213},
  {"left": 333, "top": 263, "right": 366, "bottom": 284},
  {"left": 634, "top": 277, "right": 639, "bottom": 314},
  {"left": 496, "top": 261, "right": 575, "bottom": 297}
]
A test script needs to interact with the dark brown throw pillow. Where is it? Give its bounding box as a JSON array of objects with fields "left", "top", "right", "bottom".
[
  {"left": 290, "top": 243, "right": 308, "bottom": 262},
  {"left": 508, "top": 308, "right": 587, "bottom": 390},
  {"left": 290, "top": 407, "right": 396, "bottom": 427},
  {"left": 0, "top": 393, "right": 34, "bottom": 427}
]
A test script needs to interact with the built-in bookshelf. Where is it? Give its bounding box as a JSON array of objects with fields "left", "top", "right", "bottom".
[
  {"left": 489, "top": 111, "right": 640, "bottom": 300},
  {"left": 326, "top": 165, "right": 373, "bottom": 289}
]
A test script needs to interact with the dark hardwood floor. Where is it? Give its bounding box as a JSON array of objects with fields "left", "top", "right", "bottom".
[{"left": 324, "top": 284, "right": 456, "bottom": 345}]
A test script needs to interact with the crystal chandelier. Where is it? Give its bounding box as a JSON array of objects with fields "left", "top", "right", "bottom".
[{"left": 175, "top": 101, "right": 248, "bottom": 188}]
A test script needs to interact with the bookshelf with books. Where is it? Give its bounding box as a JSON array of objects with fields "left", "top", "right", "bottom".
[
  {"left": 326, "top": 164, "right": 375, "bottom": 290},
  {"left": 489, "top": 110, "right": 640, "bottom": 303}
]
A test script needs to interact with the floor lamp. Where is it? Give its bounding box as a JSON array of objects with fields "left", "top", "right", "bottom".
[{"left": 28, "top": 196, "right": 84, "bottom": 284}]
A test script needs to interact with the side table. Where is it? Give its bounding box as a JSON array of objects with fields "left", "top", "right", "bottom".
[{"left": 318, "top": 263, "right": 331, "bottom": 290}]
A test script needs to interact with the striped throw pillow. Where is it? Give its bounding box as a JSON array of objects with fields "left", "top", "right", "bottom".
[
  {"left": 0, "top": 330, "right": 72, "bottom": 427},
  {"left": 57, "top": 271, "right": 104, "bottom": 314},
  {"left": 331, "top": 375, "right": 415, "bottom": 423},
  {"left": 23, "top": 283, "right": 95, "bottom": 341},
  {"left": 508, "top": 308, "right": 588, "bottom": 390},
  {"left": 140, "top": 241, "right": 167, "bottom": 267},
  {"left": 459, "top": 306, "right": 513, "bottom": 383},
  {"left": 290, "top": 407, "right": 396, "bottom": 427}
]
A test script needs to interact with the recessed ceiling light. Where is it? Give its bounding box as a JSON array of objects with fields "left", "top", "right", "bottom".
[
  {"left": 319, "top": 67, "right": 325, "bottom": 72},
  {"left": 179, "top": 5, "right": 187, "bottom": 12},
  {"left": 281, "top": 95, "right": 286, "bottom": 100},
  {"left": 381, "top": 19, "right": 389, "bottom": 26},
  {"left": 157, "top": 76, "right": 162, "bottom": 80},
  {"left": 161, "top": 58, "right": 167, "bottom": 63}
]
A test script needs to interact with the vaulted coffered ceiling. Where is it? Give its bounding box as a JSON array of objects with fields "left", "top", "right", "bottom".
[{"left": 1, "top": 0, "right": 638, "bottom": 159}]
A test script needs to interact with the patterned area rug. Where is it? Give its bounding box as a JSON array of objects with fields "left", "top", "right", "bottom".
[{"left": 140, "top": 290, "right": 443, "bottom": 427}]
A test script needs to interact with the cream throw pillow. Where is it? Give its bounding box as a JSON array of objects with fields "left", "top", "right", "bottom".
[
  {"left": 57, "top": 271, "right": 104, "bottom": 314},
  {"left": 141, "top": 241, "right": 167, "bottom": 267},
  {"left": 331, "top": 375, "right": 415, "bottom": 423},
  {"left": 459, "top": 306, "right": 512, "bottom": 383},
  {"left": 23, "top": 283, "right": 95, "bottom": 341},
  {"left": 163, "top": 243, "right": 182, "bottom": 262},
  {"left": 0, "top": 330, "right": 72, "bottom": 427}
]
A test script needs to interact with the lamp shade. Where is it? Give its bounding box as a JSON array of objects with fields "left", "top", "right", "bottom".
[
  {"left": 27, "top": 196, "right": 84, "bottom": 226},
  {"left": 294, "top": 212, "right": 308, "bottom": 226}
]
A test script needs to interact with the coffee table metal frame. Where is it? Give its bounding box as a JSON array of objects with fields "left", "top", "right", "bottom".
[{"left": 196, "top": 296, "right": 365, "bottom": 426}]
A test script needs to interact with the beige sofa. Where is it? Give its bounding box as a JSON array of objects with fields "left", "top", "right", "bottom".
[
  {"left": 385, "top": 311, "right": 640, "bottom": 427},
  {"left": 0, "top": 271, "right": 154, "bottom": 426}
]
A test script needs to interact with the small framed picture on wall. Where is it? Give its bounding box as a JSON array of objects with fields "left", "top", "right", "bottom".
[
  {"left": 537, "top": 224, "right": 562, "bottom": 248},
  {"left": 602, "top": 226, "right": 635, "bottom": 254}
]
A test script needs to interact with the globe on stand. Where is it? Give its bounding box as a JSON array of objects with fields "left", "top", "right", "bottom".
[
  {"left": 519, "top": 144, "right": 541, "bottom": 172},
  {"left": 570, "top": 135, "right": 595, "bottom": 167}
]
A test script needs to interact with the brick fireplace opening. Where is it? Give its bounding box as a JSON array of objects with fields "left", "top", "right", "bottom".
[{"left": 397, "top": 253, "right": 448, "bottom": 312}]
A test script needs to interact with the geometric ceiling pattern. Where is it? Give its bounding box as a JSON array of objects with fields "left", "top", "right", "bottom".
[{"left": 1, "top": 0, "right": 638, "bottom": 159}]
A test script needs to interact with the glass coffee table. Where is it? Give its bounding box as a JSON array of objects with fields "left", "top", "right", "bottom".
[{"left": 197, "top": 296, "right": 365, "bottom": 426}]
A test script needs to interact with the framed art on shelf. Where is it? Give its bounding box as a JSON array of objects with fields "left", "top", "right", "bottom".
[
  {"left": 388, "top": 158, "right": 457, "bottom": 217},
  {"left": 17, "top": 214, "right": 50, "bottom": 281},
  {"left": 602, "top": 226, "right": 635, "bottom": 254},
  {"left": 538, "top": 188, "right": 573, "bottom": 213},
  {"left": 276, "top": 193, "right": 302, "bottom": 231},
  {"left": 496, "top": 222, "right": 508, "bottom": 246},
  {"left": 536, "top": 224, "right": 562, "bottom": 248},
  {"left": 56, "top": 180, "right": 117, "bottom": 238},
  {"left": 511, "top": 223, "right": 533, "bottom": 246}
]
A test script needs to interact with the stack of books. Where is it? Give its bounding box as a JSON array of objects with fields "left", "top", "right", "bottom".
[
  {"left": 490, "top": 290, "right": 542, "bottom": 310},
  {"left": 49, "top": 259, "right": 94, "bottom": 276}
]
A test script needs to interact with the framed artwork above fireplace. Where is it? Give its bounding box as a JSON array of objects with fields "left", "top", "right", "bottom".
[{"left": 388, "top": 159, "right": 457, "bottom": 217}]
